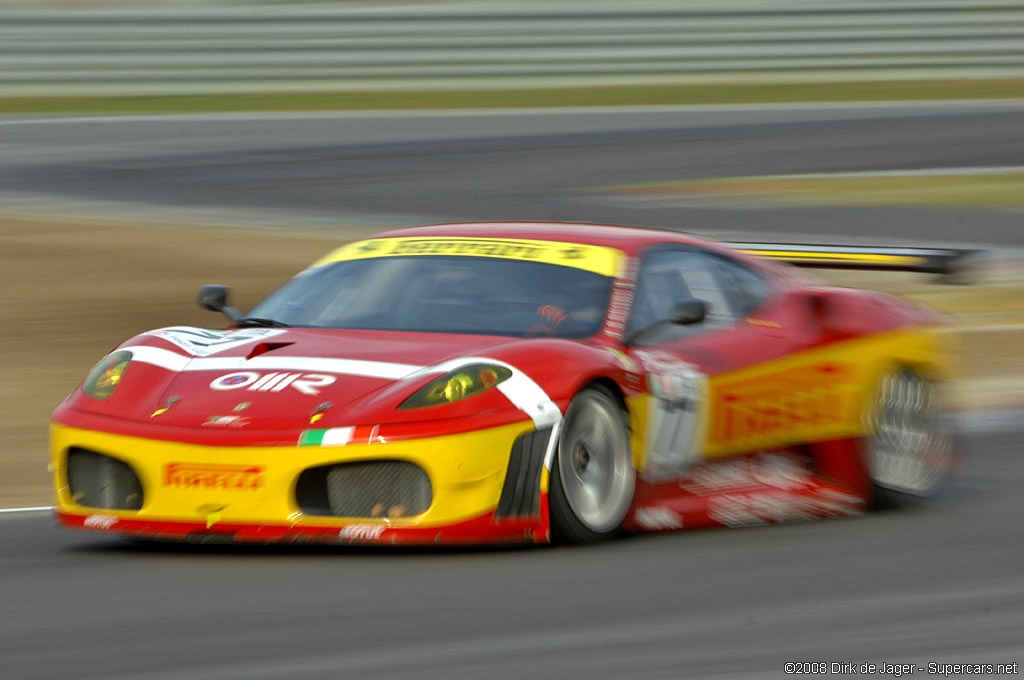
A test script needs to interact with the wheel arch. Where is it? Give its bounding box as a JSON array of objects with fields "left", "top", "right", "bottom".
[{"left": 579, "top": 376, "right": 629, "bottom": 412}]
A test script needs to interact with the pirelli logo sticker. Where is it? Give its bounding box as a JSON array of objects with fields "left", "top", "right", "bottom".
[
  {"left": 317, "top": 237, "right": 625, "bottom": 277},
  {"left": 163, "top": 463, "right": 264, "bottom": 492},
  {"left": 705, "top": 361, "right": 861, "bottom": 456}
]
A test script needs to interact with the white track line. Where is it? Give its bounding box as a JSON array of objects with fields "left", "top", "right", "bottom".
[{"left": 0, "top": 506, "right": 53, "bottom": 514}]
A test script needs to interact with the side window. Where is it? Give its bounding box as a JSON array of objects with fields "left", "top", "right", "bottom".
[
  {"left": 628, "top": 249, "right": 735, "bottom": 341},
  {"left": 712, "top": 256, "right": 770, "bottom": 316}
]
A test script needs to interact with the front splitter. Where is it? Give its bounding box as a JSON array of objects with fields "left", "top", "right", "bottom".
[{"left": 56, "top": 508, "right": 549, "bottom": 546}]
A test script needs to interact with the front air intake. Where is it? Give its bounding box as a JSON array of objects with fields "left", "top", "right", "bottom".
[
  {"left": 66, "top": 448, "right": 144, "bottom": 510},
  {"left": 296, "top": 460, "right": 432, "bottom": 519}
]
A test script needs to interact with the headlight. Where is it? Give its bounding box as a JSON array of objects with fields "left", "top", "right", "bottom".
[
  {"left": 82, "top": 351, "right": 132, "bottom": 400},
  {"left": 400, "top": 364, "right": 512, "bottom": 409}
]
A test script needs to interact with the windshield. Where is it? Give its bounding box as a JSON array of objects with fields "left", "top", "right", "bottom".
[{"left": 248, "top": 256, "right": 613, "bottom": 338}]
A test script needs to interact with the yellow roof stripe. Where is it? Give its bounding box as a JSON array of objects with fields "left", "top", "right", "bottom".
[{"left": 317, "top": 236, "right": 625, "bottom": 277}]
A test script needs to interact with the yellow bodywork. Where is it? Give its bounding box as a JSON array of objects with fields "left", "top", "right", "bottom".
[
  {"left": 51, "top": 420, "right": 535, "bottom": 529},
  {"left": 627, "top": 326, "right": 954, "bottom": 472}
]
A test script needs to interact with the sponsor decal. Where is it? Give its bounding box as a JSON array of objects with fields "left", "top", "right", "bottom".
[
  {"left": 83, "top": 514, "right": 118, "bottom": 530},
  {"left": 389, "top": 239, "right": 548, "bottom": 259},
  {"left": 122, "top": 345, "right": 419, "bottom": 379},
  {"left": 145, "top": 327, "right": 286, "bottom": 357},
  {"left": 635, "top": 349, "right": 687, "bottom": 374},
  {"left": 163, "top": 463, "right": 264, "bottom": 492},
  {"left": 680, "top": 453, "right": 810, "bottom": 495},
  {"left": 635, "top": 350, "right": 709, "bottom": 476},
  {"left": 633, "top": 506, "right": 683, "bottom": 531},
  {"left": 338, "top": 524, "right": 386, "bottom": 542},
  {"left": 209, "top": 372, "right": 336, "bottom": 396},
  {"left": 708, "top": 488, "right": 863, "bottom": 528},
  {"left": 603, "top": 256, "right": 639, "bottom": 339},
  {"left": 710, "top": 362, "right": 856, "bottom": 447},
  {"left": 318, "top": 237, "right": 624, "bottom": 277},
  {"left": 638, "top": 350, "right": 705, "bottom": 403},
  {"left": 606, "top": 348, "right": 636, "bottom": 372},
  {"left": 298, "top": 427, "right": 354, "bottom": 447},
  {"left": 202, "top": 415, "right": 250, "bottom": 429}
]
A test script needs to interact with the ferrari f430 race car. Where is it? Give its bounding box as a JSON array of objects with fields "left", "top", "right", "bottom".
[{"left": 51, "top": 223, "right": 963, "bottom": 544}]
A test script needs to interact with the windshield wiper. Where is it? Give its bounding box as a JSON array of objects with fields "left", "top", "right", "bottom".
[{"left": 235, "top": 317, "right": 291, "bottom": 328}]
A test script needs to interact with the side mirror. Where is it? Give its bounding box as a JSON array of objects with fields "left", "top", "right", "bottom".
[
  {"left": 197, "top": 284, "right": 242, "bottom": 322},
  {"left": 624, "top": 298, "right": 707, "bottom": 346},
  {"left": 671, "top": 299, "right": 707, "bottom": 325}
]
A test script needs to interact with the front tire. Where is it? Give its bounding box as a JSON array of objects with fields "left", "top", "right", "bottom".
[
  {"left": 865, "top": 370, "right": 954, "bottom": 508},
  {"left": 550, "top": 386, "right": 635, "bottom": 543}
]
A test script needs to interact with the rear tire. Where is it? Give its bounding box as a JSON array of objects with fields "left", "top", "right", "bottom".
[
  {"left": 865, "top": 370, "right": 954, "bottom": 508},
  {"left": 550, "top": 386, "right": 635, "bottom": 544}
]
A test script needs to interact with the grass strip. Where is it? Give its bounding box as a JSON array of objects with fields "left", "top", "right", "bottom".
[
  {"left": 598, "top": 171, "right": 1024, "bottom": 209},
  {"left": 3, "top": 79, "right": 1023, "bottom": 115}
]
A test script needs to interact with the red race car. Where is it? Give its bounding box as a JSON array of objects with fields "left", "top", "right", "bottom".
[{"left": 51, "top": 222, "right": 963, "bottom": 544}]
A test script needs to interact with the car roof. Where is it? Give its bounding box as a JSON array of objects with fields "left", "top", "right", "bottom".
[{"left": 367, "top": 221, "right": 720, "bottom": 256}]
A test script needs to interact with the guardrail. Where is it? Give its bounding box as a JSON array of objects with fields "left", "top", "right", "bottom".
[{"left": 2, "top": 0, "right": 1023, "bottom": 96}]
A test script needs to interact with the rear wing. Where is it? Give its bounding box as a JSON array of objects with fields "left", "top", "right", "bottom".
[{"left": 728, "top": 243, "right": 978, "bottom": 281}]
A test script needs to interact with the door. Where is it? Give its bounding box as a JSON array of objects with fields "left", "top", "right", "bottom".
[{"left": 625, "top": 245, "right": 805, "bottom": 477}]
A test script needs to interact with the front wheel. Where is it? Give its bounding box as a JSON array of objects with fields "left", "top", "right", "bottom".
[
  {"left": 865, "top": 370, "right": 954, "bottom": 508},
  {"left": 550, "top": 386, "right": 635, "bottom": 543}
]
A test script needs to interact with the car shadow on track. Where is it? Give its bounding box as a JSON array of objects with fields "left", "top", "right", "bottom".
[{"left": 63, "top": 536, "right": 551, "bottom": 558}]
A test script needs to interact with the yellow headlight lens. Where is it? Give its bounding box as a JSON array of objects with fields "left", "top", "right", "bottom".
[
  {"left": 82, "top": 351, "right": 132, "bottom": 400},
  {"left": 400, "top": 364, "right": 512, "bottom": 409},
  {"left": 443, "top": 374, "right": 474, "bottom": 402}
]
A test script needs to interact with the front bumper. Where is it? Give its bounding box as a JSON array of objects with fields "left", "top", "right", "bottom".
[{"left": 51, "top": 418, "right": 553, "bottom": 545}]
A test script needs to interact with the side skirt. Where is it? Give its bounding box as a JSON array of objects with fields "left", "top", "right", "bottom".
[{"left": 623, "top": 439, "right": 868, "bottom": 532}]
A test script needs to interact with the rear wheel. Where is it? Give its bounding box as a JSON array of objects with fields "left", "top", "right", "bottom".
[
  {"left": 865, "top": 370, "right": 954, "bottom": 508},
  {"left": 550, "top": 386, "right": 635, "bottom": 543}
]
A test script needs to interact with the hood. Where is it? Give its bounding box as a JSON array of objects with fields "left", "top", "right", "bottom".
[{"left": 72, "top": 326, "right": 526, "bottom": 430}]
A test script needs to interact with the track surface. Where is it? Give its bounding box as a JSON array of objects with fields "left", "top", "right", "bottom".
[
  {"left": 1, "top": 430, "right": 1022, "bottom": 680},
  {"left": 4, "top": 102, "right": 1024, "bottom": 245},
  {"left": 3, "top": 104, "right": 1024, "bottom": 678}
]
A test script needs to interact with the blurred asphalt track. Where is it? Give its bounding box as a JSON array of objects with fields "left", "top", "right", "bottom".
[
  {"left": 3, "top": 101, "right": 1024, "bottom": 245},
  {"left": 2, "top": 102, "right": 1023, "bottom": 678}
]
